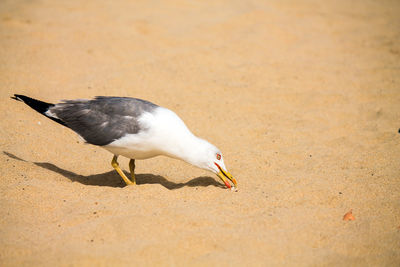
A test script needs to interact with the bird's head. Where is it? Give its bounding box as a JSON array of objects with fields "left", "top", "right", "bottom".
[
  {"left": 211, "top": 151, "right": 237, "bottom": 189},
  {"left": 189, "top": 139, "right": 237, "bottom": 189}
]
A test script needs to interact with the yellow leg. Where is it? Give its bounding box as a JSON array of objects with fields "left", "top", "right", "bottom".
[
  {"left": 111, "top": 155, "right": 134, "bottom": 186},
  {"left": 129, "top": 159, "right": 136, "bottom": 185}
]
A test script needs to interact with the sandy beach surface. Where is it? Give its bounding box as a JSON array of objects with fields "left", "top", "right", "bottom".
[{"left": 1, "top": 0, "right": 399, "bottom": 266}]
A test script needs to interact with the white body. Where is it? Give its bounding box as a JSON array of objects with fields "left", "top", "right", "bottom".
[{"left": 103, "top": 107, "right": 225, "bottom": 173}]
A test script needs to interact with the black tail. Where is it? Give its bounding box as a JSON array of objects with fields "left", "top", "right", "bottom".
[{"left": 12, "top": 94, "right": 66, "bottom": 126}]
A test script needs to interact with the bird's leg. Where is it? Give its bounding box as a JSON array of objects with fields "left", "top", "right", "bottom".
[
  {"left": 111, "top": 155, "right": 134, "bottom": 186},
  {"left": 129, "top": 159, "right": 136, "bottom": 185}
]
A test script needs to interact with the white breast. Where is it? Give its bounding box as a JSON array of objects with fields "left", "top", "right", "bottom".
[{"left": 103, "top": 107, "right": 195, "bottom": 160}]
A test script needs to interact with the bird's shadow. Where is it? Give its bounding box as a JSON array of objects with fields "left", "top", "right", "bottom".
[{"left": 3, "top": 151, "right": 225, "bottom": 189}]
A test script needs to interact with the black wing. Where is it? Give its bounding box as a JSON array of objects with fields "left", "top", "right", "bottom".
[{"left": 49, "top": 97, "right": 158, "bottom": 146}]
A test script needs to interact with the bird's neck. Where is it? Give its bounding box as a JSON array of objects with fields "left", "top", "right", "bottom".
[
  {"left": 151, "top": 107, "right": 209, "bottom": 169},
  {"left": 163, "top": 133, "right": 207, "bottom": 168}
]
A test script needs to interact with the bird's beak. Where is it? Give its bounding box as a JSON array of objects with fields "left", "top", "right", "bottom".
[{"left": 215, "top": 163, "right": 237, "bottom": 189}]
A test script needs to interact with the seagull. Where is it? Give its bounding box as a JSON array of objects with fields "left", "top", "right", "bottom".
[{"left": 11, "top": 94, "right": 237, "bottom": 189}]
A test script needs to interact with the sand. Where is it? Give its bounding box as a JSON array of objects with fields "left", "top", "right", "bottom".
[{"left": 1, "top": 0, "right": 399, "bottom": 266}]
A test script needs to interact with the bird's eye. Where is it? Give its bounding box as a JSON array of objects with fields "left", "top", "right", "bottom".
[{"left": 216, "top": 153, "right": 221, "bottom": 160}]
